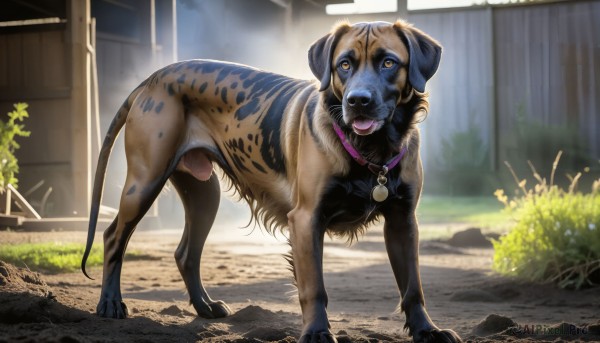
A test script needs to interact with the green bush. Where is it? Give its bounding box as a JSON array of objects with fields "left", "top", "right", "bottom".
[
  {"left": 493, "top": 152, "right": 600, "bottom": 289},
  {"left": 0, "top": 103, "right": 30, "bottom": 191},
  {"left": 430, "top": 119, "right": 492, "bottom": 195}
]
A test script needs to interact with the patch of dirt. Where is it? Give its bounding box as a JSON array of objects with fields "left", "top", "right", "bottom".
[
  {"left": 0, "top": 261, "right": 91, "bottom": 325},
  {"left": 1, "top": 228, "right": 599, "bottom": 342},
  {"left": 472, "top": 314, "right": 517, "bottom": 336},
  {"left": 445, "top": 228, "right": 493, "bottom": 248}
]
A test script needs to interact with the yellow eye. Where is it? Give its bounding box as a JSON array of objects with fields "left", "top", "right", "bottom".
[
  {"left": 340, "top": 61, "right": 351, "bottom": 70},
  {"left": 383, "top": 59, "right": 396, "bottom": 69}
]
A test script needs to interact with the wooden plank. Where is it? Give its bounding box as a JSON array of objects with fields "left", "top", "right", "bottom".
[
  {"left": 69, "top": 0, "right": 92, "bottom": 217},
  {"left": 0, "top": 188, "right": 11, "bottom": 215},
  {"left": 0, "top": 214, "right": 23, "bottom": 227},
  {"left": 7, "top": 184, "right": 41, "bottom": 219}
]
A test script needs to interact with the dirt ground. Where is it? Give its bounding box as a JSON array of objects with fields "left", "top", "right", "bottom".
[{"left": 0, "top": 224, "right": 599, "bottom": 343}]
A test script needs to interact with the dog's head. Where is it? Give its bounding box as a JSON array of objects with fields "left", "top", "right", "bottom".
[{"left": 309, "top": 20, "right": 441, "bottom": 136}]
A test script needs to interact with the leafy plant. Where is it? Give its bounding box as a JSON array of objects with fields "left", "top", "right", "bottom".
[
  {"left": 433, "top": 119, "right": 491, "bottom": 195},
  {"left": 493, "top": 152, "right": 600, "bottom": 289},
  {"left": 0, "top": 103, "right": 31, "bottom": 191}
]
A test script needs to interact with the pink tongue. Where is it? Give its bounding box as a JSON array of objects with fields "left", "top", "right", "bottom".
[{"left": 353, "top": 119, "right": 375, "bottom": 130}]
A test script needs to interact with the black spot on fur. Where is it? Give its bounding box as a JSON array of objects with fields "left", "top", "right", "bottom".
[
  {"left": 231, "top": 67, "right": 253, "bottom": 80},
  {"left": 199, "top": 82, "right": 208, "bottom": 93},
  {"left": 195, "top": 62, "right": 219, "bottom": 74},
  {"left": 225, "top": 138, "right": 250, "bottom": 159},
  {"left": 238, "top": 138, "right": 245, "bottom": 154},
  {"left": 258, "top": 82, "right": 304, "bottom": 174},
  {"left": 190, "top": 79, "right": 196, "bottom": 90},
  {"left": 155, "top": 101, "right": 164, "bottom": 114},
  {"left": 225, "top": 125, "right": 229, "bottom": 132},
  {"left": 252, "top": 161, "right": 267, "bottom": 174},
  {"left": 231, "top": 82, "right": 238, "bottom": 89},
  {"left": 167, "top": 83, "right": 176, "bottom": 96},
  {"left": 234, "top": 97, "right": 260, "bottom": 120},
  {"left": 214, "top": 87, "right": 219, "bottom": 96},
  {"left": 142, "top": 97, "right": 155, "bottom": 113},
  {"left": 158, "top": 131, "right": 163, "bottom": 138},
  {"left": 215, "top": 68, "right": 231, "bottom": 85},
  {"left": 221, "top": 87, "right": 228, "bottom": 104},
  {"left": 217, "top": 107, "right": 222, "bottom": 113},
  {"left": 126, "top": 184, "right": 136, "bottom": 196},
  {"left": 236, "top": 92, "right": 246, "bottom": 105},
  {"left": 177, "top": 74, "right": 186, "bottom": 84},
  {"left": 231, "top": 154, "right": 250, "bottom": 172},
  {"left": 247, "top": 134, "right": 253, "bottom": 141}
]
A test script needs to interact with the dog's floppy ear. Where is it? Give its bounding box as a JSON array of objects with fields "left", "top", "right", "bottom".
[
  {"left": 308, "top": 23, "right": 349, "bottom": 92},
  {"left": 394, "top": 21, "right": 442, "bottom": 93}
]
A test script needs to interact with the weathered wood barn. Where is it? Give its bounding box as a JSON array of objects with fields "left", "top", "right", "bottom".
[{"left": 0, "top": 0, "right": 176, "bottom": 227}]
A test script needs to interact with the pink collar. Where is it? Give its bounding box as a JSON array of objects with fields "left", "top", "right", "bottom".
[{"left": 333, "top": 122, "right": 407, "bottom": 176}]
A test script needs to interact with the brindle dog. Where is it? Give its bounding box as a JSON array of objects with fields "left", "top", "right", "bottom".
[{"left": 82, "top": 20, "right": 461, "bottom": 343}]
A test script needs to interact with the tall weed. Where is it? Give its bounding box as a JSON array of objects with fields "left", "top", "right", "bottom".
[{"left": 493, "top": 152, "right": 600, "bottom": 289}]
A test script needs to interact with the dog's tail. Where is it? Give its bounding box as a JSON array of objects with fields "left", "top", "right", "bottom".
[{"left": 81, "top": 85, "right": 144, "bottom": 280}]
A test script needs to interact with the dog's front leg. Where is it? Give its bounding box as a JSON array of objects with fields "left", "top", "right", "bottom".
[
  {"left": 288, "top": 207, "right": 336, "bottom": 343},
  {"left": 383, "top": 203, "right": 461, "bottom": 343}
]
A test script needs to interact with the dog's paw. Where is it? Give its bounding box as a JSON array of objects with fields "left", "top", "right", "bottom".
[
  {"left": 299, "top": 331, "right": 337, "bottom": 343},
  {"left": 414, "top": 328, "right": 462, "bottom": 343},
  {"left": 192, "top": 298, "right": 232, "bottom": 319},
  {"left": 209, "top": 300, "right": 232, "bottom": 318},
  {"left": 96, "top": 298, "right": 128, "bottom": 319}
]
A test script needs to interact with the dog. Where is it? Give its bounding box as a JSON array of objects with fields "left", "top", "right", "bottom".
[{"left": 82, "top": 20, "right": 461, "bottom": 343}]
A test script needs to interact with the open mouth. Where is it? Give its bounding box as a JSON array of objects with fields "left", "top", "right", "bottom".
[{"left": 351, "top": 117, "right": 381, "bottom": 136}]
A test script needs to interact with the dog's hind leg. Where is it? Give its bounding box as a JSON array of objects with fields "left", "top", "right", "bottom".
[
  {"left": 170, "top": 169, "right": 232, "bottom": 318},
  {"left": 98, "top": 171, "right": 172, "bottom": 318},
  {"left": 97, "top": 92, "right": 184, "bottom": 319}
]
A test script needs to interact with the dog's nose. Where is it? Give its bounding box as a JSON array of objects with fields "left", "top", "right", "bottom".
[{"left": 346, "top": 90, "right": 372, "bottom": 108}]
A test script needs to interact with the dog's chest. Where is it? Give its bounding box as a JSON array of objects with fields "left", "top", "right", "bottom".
[{"left": 315, "top": 166, "right": 411, "bottom": 233}]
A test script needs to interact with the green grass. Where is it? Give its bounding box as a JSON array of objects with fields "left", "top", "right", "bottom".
[
  {"left": 0, "top": 242, "right": 156, "bottom": 274},
  {"left": 417, "top": 195, "right": 508, "bottom": 227}
]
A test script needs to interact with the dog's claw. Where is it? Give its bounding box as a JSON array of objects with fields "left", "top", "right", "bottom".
[
  {"left": 209, "top": 300, "right": 232, "bottom": 318},
  {"left": 192, "top": 298, "right": 231, "bottom": 319},
  {"left": 299, "top": 332, "right": 337, "bottom": 343},
  {"left": 415, "top": 328, "right": 462, "bottom": 343},
  {"left": 96, "top": 299, "right": 128, "bottom": 319}
]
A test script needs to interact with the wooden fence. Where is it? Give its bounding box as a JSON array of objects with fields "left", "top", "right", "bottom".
[{"left": 410, "top": 0, "right": 599, "bottom": 178}]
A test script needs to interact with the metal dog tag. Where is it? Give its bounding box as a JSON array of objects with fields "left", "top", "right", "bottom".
[{"left": 372, "top": 173, "right": 389, "bottom": 202}]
